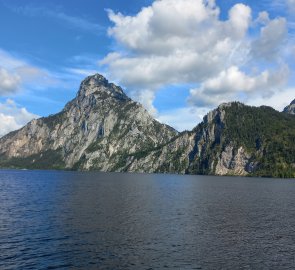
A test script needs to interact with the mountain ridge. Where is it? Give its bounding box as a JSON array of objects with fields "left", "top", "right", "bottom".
[{"left": 0, "top": 74, "right": 294, "bottom": 178}]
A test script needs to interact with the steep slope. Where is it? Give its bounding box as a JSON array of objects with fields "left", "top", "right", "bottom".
[
  {"left": 126, "top": 102, "right": 295, "bottom": 178},
  {"left": 0, "top": 74, "right": 177, "bottom": 170},
  {"left": 284, "top": 99, "right": 295, "bottom": 115}
]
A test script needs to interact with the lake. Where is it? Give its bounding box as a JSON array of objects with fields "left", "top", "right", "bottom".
[{"left": 1, "top": 170, "right": 295, "bottom": 269}]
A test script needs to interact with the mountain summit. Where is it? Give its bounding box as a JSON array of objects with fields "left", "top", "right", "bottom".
[
  {"left": 0, "top": 74, "right": 294, "bottom": 178},
  {"left": 77, "top": 74, "right": 127, "bottom": 99}
]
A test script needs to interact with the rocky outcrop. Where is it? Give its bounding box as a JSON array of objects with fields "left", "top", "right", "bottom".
[
  {"left": 284, "top": 99, "right": 295, "bottom": 115},
  {"left": 214, "top": 146, "right": 251, "bottom": 176}
]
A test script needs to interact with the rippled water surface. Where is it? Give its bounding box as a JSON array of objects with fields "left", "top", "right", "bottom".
[{"left": 1, "top": 170, "right": 295, "bottom": 269}]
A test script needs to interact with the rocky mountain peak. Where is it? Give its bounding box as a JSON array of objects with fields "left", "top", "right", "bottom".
[
  {"left": 218, "top": 101, "right": 244, "bottom": 109},
  {"left": 83, "top": 73, "right": 108, "bottom": 85},
  {"left": 77, "top": 73, "right": 127, "bottom": 100},
  {"left": 283, "top": 98, "right": 295, "bottom": 115},
  {"left": 203, "top": 102, "right": 244, "bottom": 124}
]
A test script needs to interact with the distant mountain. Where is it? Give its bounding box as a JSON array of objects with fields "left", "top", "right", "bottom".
[
  {"left": 0, "top": 74, "right": 294, "bottom": 178},
  {"left": 284, "top": 99, "right": 295, "bottom": 115}
]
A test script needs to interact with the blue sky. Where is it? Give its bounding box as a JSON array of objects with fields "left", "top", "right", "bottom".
[{"left": 0, "top": 0, "right": 294, "bottom": 134}]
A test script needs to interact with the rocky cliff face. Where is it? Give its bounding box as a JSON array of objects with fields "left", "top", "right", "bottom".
[
  {"left": 0, "top": 74, "right": 177, "bottom": 170},
  {"left": 284, "top": 99, "right": 295, "bottom": 115},
  {"left": 123, "top": 103, "right": 255, "bottom": 176},
  {"left": 124, "top": 102, "right": 295, "bottom": 178},
  {"left": 0, "top": 74, "right": 294, "bottom": 177}
]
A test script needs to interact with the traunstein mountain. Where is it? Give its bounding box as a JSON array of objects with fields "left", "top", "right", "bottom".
[
  {"left": 0, "top": 74, "right": 177, "bottom": 170},
  {"left": 0, "top": 74, "right": 295, "bottom": 177}
]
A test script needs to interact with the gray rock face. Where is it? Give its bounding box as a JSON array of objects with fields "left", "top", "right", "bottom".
[
  {"left": 284, "top": 99, "right": 295, "bottom": 115},
  {"left": 126, "top": 102, "right": 255, "bottom": 176},
  {"left": 215, "top": 145, "right": 251, "bottom": 176},
  {"left": 0, "top": 74, "right": 177, "bottom": 170}
]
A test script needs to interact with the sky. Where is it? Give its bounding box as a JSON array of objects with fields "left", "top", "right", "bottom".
[{"left": 0, "top": 0, "right": 294, "bottom": 135}]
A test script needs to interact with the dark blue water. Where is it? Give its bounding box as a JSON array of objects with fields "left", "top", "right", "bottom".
[{"left": 1, "top": 170, "right": 295, "bottom": 269}]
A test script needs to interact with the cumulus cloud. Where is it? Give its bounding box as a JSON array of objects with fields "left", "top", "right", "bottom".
[
  {"left": 100, "top": 0, "right": 289, "bottom": 117},
  {"left": 0, "top": 99, "right": 39, "bottom": 137},
  {"left": 101, "top": 1, "right": 254, "bottom": 106},
  {"left": 228, "top": 3, "right": 252, "bottom": 38},
  {"left": 107, "top": 0, "right": 220, "bottom": 54},
  {"left": 188, "top": 65, "right": 289, "bottom": 107}
]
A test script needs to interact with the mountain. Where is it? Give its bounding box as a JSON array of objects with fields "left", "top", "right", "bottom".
[
  {"left": 128, "top": 102, "right": 295, "bottom": 178},
  {"left": 0, "top": 74, "right": 294, "bottom": 178},
  {"left": 0, "top": 74, "right": 177, "bottom": 170},
  {"left": 284, "top": 99, "right": 295, "bottom": 115}
]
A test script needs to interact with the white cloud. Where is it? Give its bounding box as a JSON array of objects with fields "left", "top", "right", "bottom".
[
  {"left": 104, "top": 0, "right": 251, "bottom": 72},
  {"left": 228, "top": 3, "right": 252, "bottom": 38},
  {"left": 101, "top": 50, "right": 224, "bottom": 91},
  {"left": 130, "top": 89, "right": 157, "bottom": 116},
  {"left": 247, "top": 87, "right": 295, "bottom": 111},
  {"left": 106, "top": 0, "right": 220, "bottom": 54},
  {"left": 189, "top": 65, "right": 289, "bottom": 107},
  {"left": 101, "top": 0, "right": 289, "bottom": 113},
  {"left": 0, "top": 99, "right": 39, "bottom": 137}
]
